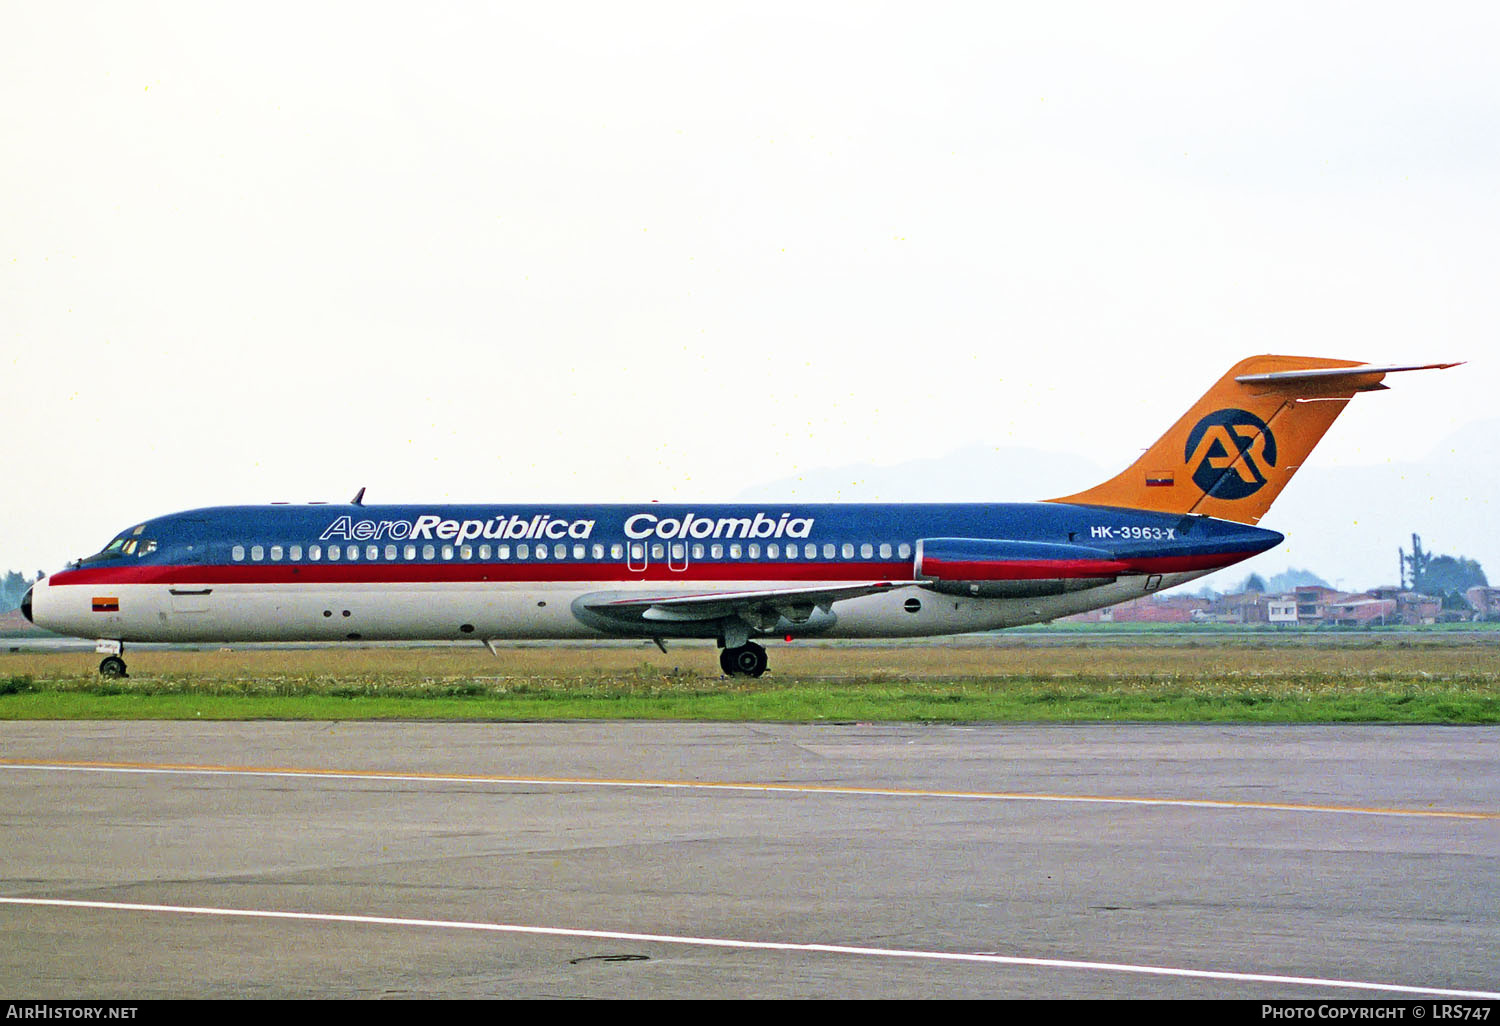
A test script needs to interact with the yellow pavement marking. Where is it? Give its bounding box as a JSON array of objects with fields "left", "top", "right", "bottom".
[{"left": 1, "top": 757, "right": 1495, "bottom": 820}]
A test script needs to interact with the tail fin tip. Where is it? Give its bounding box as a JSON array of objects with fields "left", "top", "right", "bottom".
[{"left": 1046, "top": 355, "right": 1459, "bottom": 524}]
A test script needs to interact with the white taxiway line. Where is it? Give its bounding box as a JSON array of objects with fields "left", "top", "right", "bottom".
[
  {"left": 1, "top": 759, "right": 1495, "bottom": 821},
  {"left": 2, "top": 896, "right": 1496, "bottom": 999}
]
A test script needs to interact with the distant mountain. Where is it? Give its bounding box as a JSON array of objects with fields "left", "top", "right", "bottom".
[
  {"left": 735, "top": 422, "right": 1498, "bottom": 595},
  {"left": 0, "top": 609, "right": 47, "bottom": 636},
  {"left": 1266, "top": 568, "right": 1332, "bottom": 593}
]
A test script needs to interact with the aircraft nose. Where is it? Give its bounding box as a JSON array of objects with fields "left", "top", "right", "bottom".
[{"left": 20, "top": 586, "right": 34, "bottom": 624}]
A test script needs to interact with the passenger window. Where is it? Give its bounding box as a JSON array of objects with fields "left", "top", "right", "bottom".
[
  {"left": 516, "top": 544, "right": 529, "bottom": 560},
  {"left": 422, "top": 544, "right": 435, "bottom": 560},
  {"left": 748, "top": 543, "right": 760, "bottom": 559},
  {"left": 327, "top": 545, "right": 339, "bottom": 561},
  {"left": 386, "top": 544, "right": 398, "bottom": 560},
  {"left": 898, "top": 543, "right": 912, "bottom": 559},
  {"left": 823, "top": 543, "right": 836, "bottom": 559},
  {"left": 711, "top": 544, "right": 724, "bottom": 559},
  {"left": 290, "top": 545, "right": 302, "bottom": 561},
  {"left": 405, "top": 544, "right": 417, "bottom": 560},
  {"left": 270, "top": 545, "right": 283, "bottom": 561},
  {"left": 860, "top": 543, "right": 872, "bottom": 559},
  {"left": 232, "top": 545, "right": 245, "bottom": 562},
  {"left": 879, "top": 543, "right": 891, "bottom": 559},
  {"left": 629, "top": 542, "right": 643, "bottom": 561},
  {"left": 592, "top": 544, "right": 604, "bottom": 560},
  {"left": 498, "top": 544, "right": 510, "bottom": 560},
  {"left": 784, "top": 544, "right": 797, "bottom": 560},
  {"left": 767, "top": 543, "right": 779, "bottom": 559},
  {"left": 650, "top": 543, "right": 664, "bottom": 559},
  {"left": 729, "top": 544, "right": 742, "bottom": 559},
  {"left": 805, "top": 543, "right": 818, "bottom": 559},
  {"left": 309, "top": 544, "right": 321, "bottom": 561},
  {"left": 672, "top": 542, "right": 686, "bottom": 560},
  {"left": 441, "top": 545, "right": 454, "bottom": 560},
  {"left": 611, "top": 543, "right": 624, "bottom": 559},
  {"left": 554, "top": 543, "right": 566, "bottom": 559},
  {"left": 251, "top": 545, "right": 264, "bottom": 561},
  {"left": 534, "top": 544, "right": 547, "bottom": 560},
  {"left": 574, "top": 544, "right": 586, "bottom": 560},
  {"left": 460, "top": 545, "right": 473, "bottom": 560},
  {"left": 366, "top": 544, "right": 379, "bottom": 561},
  {"left": 346, "top": 544, "right": 359, "bottom": 560},
  {"left": 479, "top": 545, "right": 490, "bottom": 559},
  {"left": 842, "top": 543, "right": 854, "bottom": 559},
  {"left": 691, "top": 544, "right": 704, "bottom": 559}
]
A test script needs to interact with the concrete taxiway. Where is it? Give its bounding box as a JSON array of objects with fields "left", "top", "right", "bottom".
[{"left": 0, "top": 721, "right": 1496, "bottom": 999}]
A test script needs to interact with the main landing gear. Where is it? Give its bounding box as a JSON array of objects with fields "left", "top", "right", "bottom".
[{"left": 720, "top": 642, "right": 768, "bottom": 678}]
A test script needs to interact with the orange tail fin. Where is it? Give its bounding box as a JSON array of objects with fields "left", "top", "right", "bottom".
[{"left": 1047, "top": 355, "right": 1459, "bottom": 525}]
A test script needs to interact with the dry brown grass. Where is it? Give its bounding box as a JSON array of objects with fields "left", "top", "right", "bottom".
[{"left": 4, "top": 634, "right": 1497, "bottom": 683}]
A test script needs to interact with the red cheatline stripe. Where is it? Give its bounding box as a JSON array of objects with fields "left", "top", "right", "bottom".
[
  {"left": 47, "top": 552, "right": 1258, "bottom": 588},
  {"left": 921, "top": 558, "right": 1130, "bottom": 580}
]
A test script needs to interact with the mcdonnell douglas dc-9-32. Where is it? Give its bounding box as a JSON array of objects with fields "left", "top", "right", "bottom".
[{"left": 23, "top": 355, "right": 1456, "bottom": 678}]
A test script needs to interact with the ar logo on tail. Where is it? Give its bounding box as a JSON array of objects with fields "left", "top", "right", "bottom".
[{"left": 1184, "top": 408, "right": 1277, "bottom": 500}]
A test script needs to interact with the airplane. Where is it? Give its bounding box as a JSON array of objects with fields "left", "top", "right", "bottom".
[{"left": 23, "top": 355, "right": 1457, "bottom": 679}]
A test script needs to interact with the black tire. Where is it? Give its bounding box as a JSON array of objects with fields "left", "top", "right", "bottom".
[
  {"left": 99, "top": 656, "right": 127, "bottom": 679},
  {"left": 721, "top": 643, "right": 767, "bottom": 678}
]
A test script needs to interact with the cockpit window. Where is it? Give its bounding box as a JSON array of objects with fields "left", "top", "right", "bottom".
[
  {"left": 77, "top": 535, "right": 129, "bottom": 565},
  {"left": 78, "top": 529, "right": 157, "bottom": 565}
]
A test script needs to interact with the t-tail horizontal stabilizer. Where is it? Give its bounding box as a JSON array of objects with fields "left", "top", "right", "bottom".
[{"left": 1047, "top": 356, "right": 1460, "bottom": 525}]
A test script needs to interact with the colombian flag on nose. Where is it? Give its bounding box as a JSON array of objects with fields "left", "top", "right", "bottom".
[{"left": 91, "top": 597, "right": 119, "bottom": 612}]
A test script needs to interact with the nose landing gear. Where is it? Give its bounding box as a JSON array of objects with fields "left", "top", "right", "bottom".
[{"left": 96, "top": 640, "right": 127, "bottom": 678}]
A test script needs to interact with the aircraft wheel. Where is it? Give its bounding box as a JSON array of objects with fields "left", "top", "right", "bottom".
[
  {"left": 99, "top": 656, "right": 128, "bottom": 679},
  {"left": 721, "top": 643, "right": 767, "bottom": 678}
]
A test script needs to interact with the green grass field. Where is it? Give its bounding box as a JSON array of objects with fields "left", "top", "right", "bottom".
[{"left": 2, "top": 635, "right": 1497, "bottom": 723}]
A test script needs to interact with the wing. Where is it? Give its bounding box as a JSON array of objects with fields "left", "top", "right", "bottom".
[{"left": 578, "top": 580, "right": 916, "bottom": 631}]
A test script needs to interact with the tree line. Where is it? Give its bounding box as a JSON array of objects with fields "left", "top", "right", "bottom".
[{"left": 0, "top": 571, "right": 35, "bottom": 612}]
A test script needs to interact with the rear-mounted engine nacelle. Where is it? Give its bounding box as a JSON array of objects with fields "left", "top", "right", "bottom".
[{"left": 915, "top": 537, "right": 1127, "bottom": 599}]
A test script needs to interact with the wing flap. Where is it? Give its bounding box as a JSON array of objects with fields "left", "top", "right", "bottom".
[{"left": 583, "top": 580, "right": 916, "bottom": 625}]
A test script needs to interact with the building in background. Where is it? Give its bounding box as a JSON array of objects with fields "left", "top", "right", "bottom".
[{"left": 1466, "top": 586, "right": 1500, "bottom": 620}]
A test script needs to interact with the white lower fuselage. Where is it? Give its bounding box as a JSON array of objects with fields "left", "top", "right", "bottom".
[{"left": 30, "top": 571, "right": 1210, "bottom": 645}]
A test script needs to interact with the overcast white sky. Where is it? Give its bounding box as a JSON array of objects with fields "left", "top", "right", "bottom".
[{"left": 3, "top": 2, "right": 1495, "bottom": 574}]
